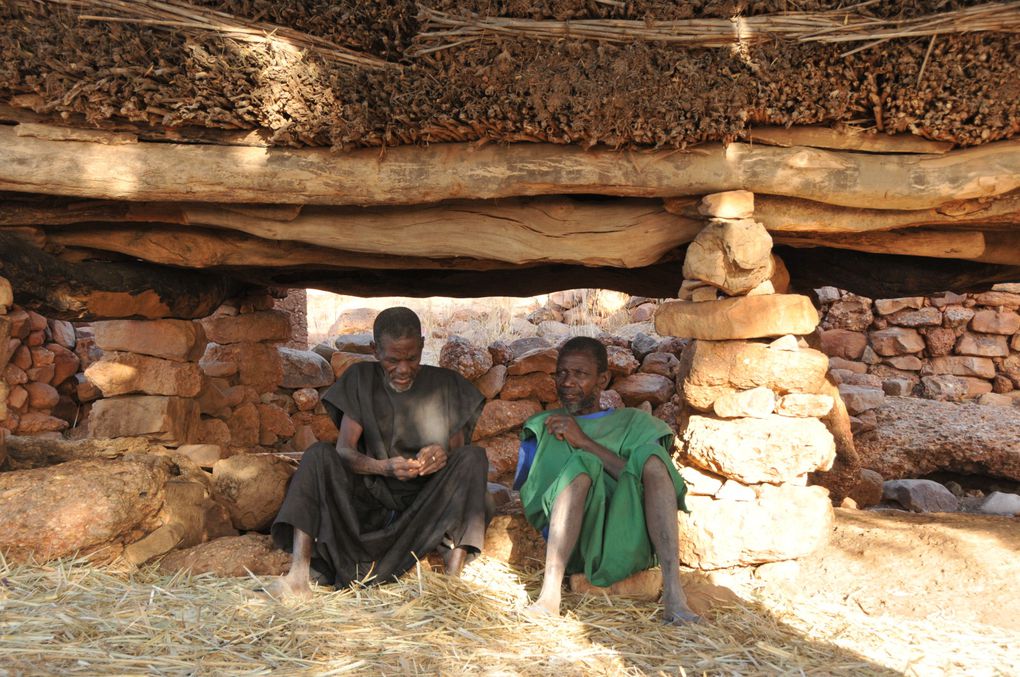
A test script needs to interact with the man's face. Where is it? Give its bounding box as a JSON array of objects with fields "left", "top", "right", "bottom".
[
  {"left": 374, "top": 334, "right": 425, "bottom": 393},
  {"left": 555, "top": 350, "right": 610, "bottom": 415}
]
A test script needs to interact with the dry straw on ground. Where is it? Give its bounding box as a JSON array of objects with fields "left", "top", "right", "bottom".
[{"left": 1, "top": 553, "right": 1016, "bottom": 676}]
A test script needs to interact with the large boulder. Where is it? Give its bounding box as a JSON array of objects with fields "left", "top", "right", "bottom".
[
  {"left": 507, "top": 347, "right": 558, "bottom": 376},
  {"left": 89, "top": 396, "right": 200, "bottom": 445},
  {"left": 439, "top": 336, "right": 493, "bottom": 382},
  {"left": 882, "top": 479, "right": 959, "bottom": 513},
  {"left": 678, "top": 485, "right": 834, "bottom": 569},
  {"left": 0, "top": 457, "right": 171, "bottom": 563},
  {"left": 682, "top": 218, "right": 774, "bottom": 295},
  {"left": 500, "top": 372, "right": 557, "bottom": 403},
  {"left": 474, "top": 365, "right": 507, "bottom": 400},
  {"left": 611, "top": 373, "right": 674, "bottom": 407},
  {"left": 678, "top": 340, "right": 829, "bottom": 411},
  {"left": 858, "top": 397, "right": 1020, "bottom": 480},
  {"left": 277, "top": 347, "right": 333, "bottom": 389},
  {"left": 201, "top": 310, "right": 291, "bottom": 345},
  {"left": 201, "top": 342, "right": 284, "bottom": 391},
  {"left": 655, "top": 295, "right": 819, "bottom": 340},
  {"left": 93, "top": 319, "right": 205, "bottom": 362},
  {"left": 212, "top": 454, "right": 296, "bottom": 531},
  {"left": 682, "top": 414, "right": 836, "bottom": 484},
  {"left": 85, "top": 352, "right": 203, "bottom": 397},
  {"left": 157, "top": 533, "right": 292, "bottom": 576},
  {"left": 474, "top": 400, "right": 542, "bottom": 439}
]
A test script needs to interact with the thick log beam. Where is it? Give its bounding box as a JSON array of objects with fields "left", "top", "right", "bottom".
[
  {"left": 1, "top": 197, "right": 704, "bottom": 268},
  {"left": 2, "top": 125, "right": 1018, "bottom": 209},
  {"left": 744, "top": 126, "right": 954, "bottom": 154},
  {"left": 0, "top": 232, "right": 243, "bottom": 320},
  {"left": 667, "top": 192, "right": 1020, "bottom": 233}
]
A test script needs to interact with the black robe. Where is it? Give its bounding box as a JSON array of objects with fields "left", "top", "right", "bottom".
[{"left": 271, "top": 362, "right": 488, "bottom": 586}]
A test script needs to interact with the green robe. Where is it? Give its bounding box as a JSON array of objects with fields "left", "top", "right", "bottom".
[{"left": 519, "top": 408, "right": 688, "bottom": 587}]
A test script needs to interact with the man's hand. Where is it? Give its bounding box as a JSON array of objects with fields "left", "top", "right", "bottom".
[
  {"left": 544, "top": 415, "right": 593, "bottom": 450},
  {"left": 386, "top": 456, "right": 423, "bottom": 480},
  {"left": 416, "top": 444, "right": 448, "bottom": 476}
]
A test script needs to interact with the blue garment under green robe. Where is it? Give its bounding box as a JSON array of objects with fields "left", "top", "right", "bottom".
[{"left": 517, "top": 407, "right": 688, "bottom": 587}]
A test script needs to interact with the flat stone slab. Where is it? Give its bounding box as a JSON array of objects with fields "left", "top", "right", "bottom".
[{"left": 655, "top": 294, "right": 819, "bottom": 340}]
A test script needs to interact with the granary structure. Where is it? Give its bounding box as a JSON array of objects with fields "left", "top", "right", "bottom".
[{"left": 1, "top": 1, "right": 1019, "bottom": 573}]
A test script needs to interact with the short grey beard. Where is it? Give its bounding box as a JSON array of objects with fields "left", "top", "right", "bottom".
[
  {"left": 385, "top": 377, "right": 413, "bottom": 393},
  {"left": 562, "top": 393, "right": 598, "bottom": 415}
]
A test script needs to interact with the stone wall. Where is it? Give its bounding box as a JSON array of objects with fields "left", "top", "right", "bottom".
[
  {"left": 273, "top": 289, "right": 309, "bottom": 350},
  {"left": 813, "top": 284, "right": 1020, "bottom": 437}
]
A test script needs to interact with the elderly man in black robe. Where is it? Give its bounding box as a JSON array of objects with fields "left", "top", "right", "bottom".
[{"left": 268, "top": 307, "right": 488, "bottom": 598}]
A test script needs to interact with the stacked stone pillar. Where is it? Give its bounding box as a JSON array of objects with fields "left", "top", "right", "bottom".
[{"left": 655, "top": 191, "right": 837, "bottom": 570}]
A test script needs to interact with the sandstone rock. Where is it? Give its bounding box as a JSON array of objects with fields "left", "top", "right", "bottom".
[
  {"left": 329, "top": 351, "right": 374, "bottom": 379},
  {"left": 501, "top": 372, "right": 557, "bottom": 403},
  {"left": 48, "top": 343, "right": 80, "bottom": 386},
  {"left": 679, "top": 464, "right": 725, "bottom": 496},
  {"left": 656, "top": 295, "right": 818, "bottom": 340},
  {"left": 535, "top": 320, "right": 571, "bottom": 341},
  {"left": 682, "top": 414, "right": 835, "bottom": 484},
  {"left": 328, "top": 307, "right": 377, "bottom": 335},
  {"left": 90, "top": 396, "right": 199, "bottom": 444},
  {"left": 86, "top": 352, "right": 203, "bottom": 397},
  {"left": 861, "top": 346, "right": 881, "bottom": 365},
  {"left": 16, "top": 412, "right": 70, "bottom": 434},
  {"left": 824, "top": 294, "right": 873, "bottom": 332},
  {"left": 8, "top": 384, "right": 28, "bottom": 411},
  {"left": 570, "top": 568, "right": 662, "bottom": 600},
  {"left": 931, "top": 291, "right": 967, "bottom": 307},
  {"left": 922, "top": 327, "right": 957, "bottom": 356},
  {"left": 439, "top": 336, "right": 493, "bottom": 382},
  {"left": 474, "top": 400, "right": 542, "bottom": 440},
  {"left": 487, "top": 340, "right": 514, "bottom": 366},
  {"left": 212, "top": 454, "right": 295, "bottom": 531},
  {"left": 690, "top": 286, "right": 721, "bottom": 302},
  {"left": 818, "top": 329, "right": 867, "bottom": 360},
  {"left": 606, "top": 345, "right": 639, "bottom": 377},
  {"left": 93, "top": 319, "right": 204, "bottom": 362},
  {"left": 815, "top": 287, "right": 841, "bottom": 305},
  {"left": 884, "top": 355, "right": 923, "bottom": 371},
  {"left": 955, "top": 332, "right": 1009, "bottom": 357},
  {"left": 24, "top": 382, "right": 59, "bottom": 409},
  {"left": 714, "top": 479, "right": 757, "bottom": 501},
  {"left": 275, "top": 348, "right": 332, "bottom": 389},
  {"left": 30, "top": 345, "right": 54, "bottom": 368},
  {"left": 3, "top": 362, "right": 27, "bottom": 385},
  {"left": 652, "top": 399, "right": 682, "bottom": 432},
  {"left": 508, "top": 336, "right": 550, "bottom": 359},
  {"left": 612, "top": 373, "right": 674, "bottom": 407},
  {"left": 227, "top": 402, "right": 260, "bottom": 447},
  {"left": 970, "top": 309, "right": 1020, "bottom": 335},
  {"left": 201, "top": 310, "right": 290, "bottom": 345},
  {"left": 308, "top": 414, "right": 339, "bottom": 444},
  {"left": 639, "top": 352, "right": 680, "bottom": 378},
  {"left": 1013, "top": 334, "right": 1020, "bottom": 351},
  {"left": 46, "top": 319, "right": 76, "bottom": 349},
  {"left": 837, "top": 385, "right": 885, "bottom": 415},
  {"left": 857, "top": 397, "right": 1020, "bottom": 480},
  {"left": 176, "top": 444, "right": 224, "bottom": 467},
  {"left": 629, "top": 303, "right": 657, "bottom": 323},
  {"left": 1005, "top": 354, "right": 1020, "bottom": 387},
  {"left": 0, "top": 276, "right": 11, "bottom": 309},
  {"left": 886, "top": 307, "right": 942, "bottom": 328},
  {"left": 869, "top": 327, "right": 925, "bottom": 356},
  {"left": 972, "top": 291, "right": 1020, "bottom": 308},
  {"left": 943, "top": 306, "right": 976, "bottom": 329},
  {"left": 474, "top": 365, "right": 508, "bottom": 400},
  {"left": 311, "top": 341, "right": 335, "bottom": 361},
  {"left": 828, "top": 357, "right": 867, "bottom": 374},
  {"left": 484, "top": 513, "right": 546, "bottom": 569},
  {"left": 992, "top": 375, "right": 1014, "bottom": 394},
  {"left": 679, "top": 340, "right": 829, "bottom": 411},
  {"left": 698, "top": 190, "right": 754, "bottom": 219},
  {"left": 26, "top": 365, "right": 55, "bottom": 384},
  {"left": 677, "top": 485, "right": 833, "bottom": 569},
  {"left": 977, "top": 492, "right": 1020, "bottom": 516},
  {"left": 599, "top": 389, "right": 625, "bottom": 411},
  {"left": 882, "top": 378, "right": 914, "bottom": 396},
  {"left": 775, "top": 393, "right": 833, "bottom": 417},
  {"left": 477, "top": 432, "right": 521, "bottom": 483},
  {"left": 549, "top": 290, "right": 585, "bottom": 310},
  {"left": 712, "top": 387, "right": 775, "bottom": 419},
  {"left": 847, "top": 468, "right": 884, "bottom": 508},
  {"left": 507, "top": 348, "right": 558, "bottom": 376},
  {"left": 921, "top": 375, "right": 967, "bottom": 401},
  {"left": 0, "top": 457, "right": 171, "bottom": 563},
  {"left": 158, "top": 533, "right": 292, "bottom": 576},
  {"left": 26, "top": 310, "right": 46, "bottom": 332},
  {"left": 292, "top": 387, "right": 320, "bottom": 412},
  {"left": 977, "top": 392, "right": 1013, "bottom": 407},
  {"left": 882, "top": 479, "right": 958, "bottom": 513},
  {"left": 926, "top": 355, "right": 996, "bottom": 379},
  {"left": 258, "top": 403, "right": 295, "bottom": 446},
  {"left": 333, "top": 332, "right": 374, "bottom": 354},
  {"left": 683, "top": 218, "right": 773, "bottom": 295},
  {"left": 874, "top": 297, "right": 925, "bottom": 316},
  {"left": 958, "top": 376, "right": 993, "bottom": 398}
]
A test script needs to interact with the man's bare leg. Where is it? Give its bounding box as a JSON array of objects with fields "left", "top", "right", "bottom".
[
  {"left": 524, "top": 473, "right": 592, "bottom": 617},
  {"left": 266, "top": 528, "right": 314, "bottom": 600},
  {"left": 445, "top": 547, "right": 469, "bottom": 577},
  {"left": 643, "top": 457, "right": 701, "bottom": 625}
]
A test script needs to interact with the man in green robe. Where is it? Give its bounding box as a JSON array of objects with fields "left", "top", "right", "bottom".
[{"left": 517, "top": 336, "right": 700, "bottom": 624}]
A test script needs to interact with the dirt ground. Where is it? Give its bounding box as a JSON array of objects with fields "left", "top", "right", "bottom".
[{"left": 757, "top": 508, "right": 1020, "bottom": 632}]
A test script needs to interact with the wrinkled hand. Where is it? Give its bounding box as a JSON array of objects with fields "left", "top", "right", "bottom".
[
  {"left": 416, "top": 444, "right": 448, "bottom": 476},
  {"left": 386, "top": 456, "right": 423, "bottom": 481},
  {"left": 544, "top": 415, "right": 592, "bottom": 450}
]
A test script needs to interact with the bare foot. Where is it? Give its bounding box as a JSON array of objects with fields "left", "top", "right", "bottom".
[
  {"left": 522, "top": 595, "right": 560, "bottom": 620},
  {"left": 662, "top": 603, "right": 703, "bottom": 626},
  {"left": 264, "top": 574, "right": 313, "bottom": 601}
]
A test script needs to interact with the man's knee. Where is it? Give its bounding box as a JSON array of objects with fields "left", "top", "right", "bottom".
[
  {"left": 571, "top": 472, "right": 593, "bottom": 491},
  {"left": 450, "top": 445, "right": 489, "bottom": 477}
]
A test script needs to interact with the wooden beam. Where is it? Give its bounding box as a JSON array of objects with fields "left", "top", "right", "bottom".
[
  {"left": 0, "top": 232, "right": 243, "bottom": 320},
  {"left": 2, "top": 125, "right": 1018, "bottom": 209},
  {"left": 1, "top": 197, "right": 705, "bottom": 268},
  {"left": 773, "top": 229, "right": 989, "bottom": 261},
  {"left": 667, "top": 192, "right": 1020, "bottom": 233},
  {"left": 745, "top": 126, "right": 954, "bottom": 154}
]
